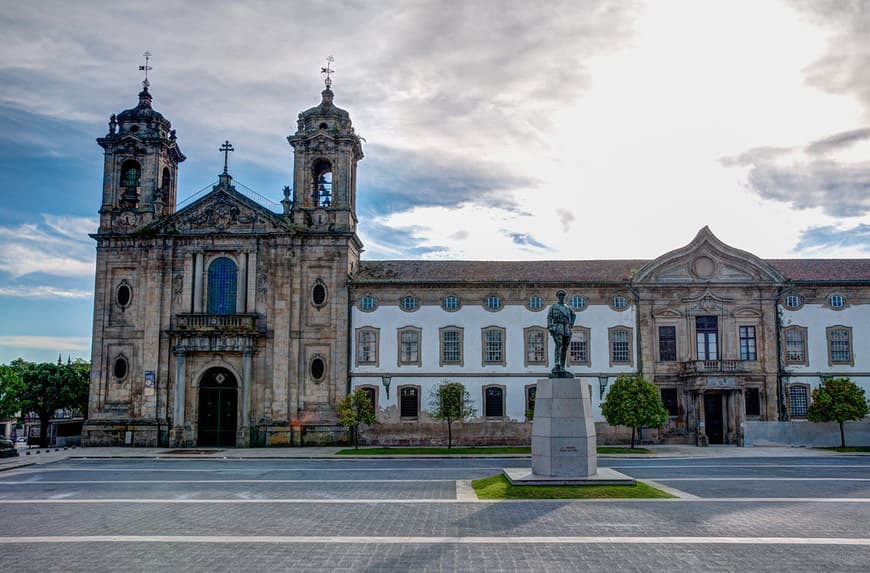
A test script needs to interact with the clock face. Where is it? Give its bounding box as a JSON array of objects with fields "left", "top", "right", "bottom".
[
  {"left": 114, "top": 210, "right": 139, "bottom": 228},
  {"left": 312, "top": 209, "right": 328, "bottom": 226}
]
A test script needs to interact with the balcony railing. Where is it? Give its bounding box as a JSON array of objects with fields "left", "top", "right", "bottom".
[
  {"left": 175, "top": 313, "right": 257, "bottom": 332},
  {"left": 680, "top": 359, "right": 746, "bottom": 376}
]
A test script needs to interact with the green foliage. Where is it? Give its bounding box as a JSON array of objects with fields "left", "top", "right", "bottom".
[
  {"left": 337, "top": 388, "right": 377, "bottom": 449},
  {"left": 471, "top": 474, "right": 674, "bottom": 500},
  {"left": 15, "top": 361, "right": 90, "bottom": 447},
  {"left": 0, "top": 364, "right": 26, "bottom": 419},
  {"left": 600, "top": 374, "right": 669, "bottom": 448},
  {"left": 429, "top": 381, "right": 476, "bottom": 448},
  {"left": 807, "top": 377, "right": 868, "bottom": 448}
]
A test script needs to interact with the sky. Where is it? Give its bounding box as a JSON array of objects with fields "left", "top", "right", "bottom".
[{"left": 0, "top": 0, "right": 868, "bottom": 364}]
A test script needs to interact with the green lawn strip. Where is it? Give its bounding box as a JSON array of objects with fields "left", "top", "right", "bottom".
[
  {"left": 596, "top": 447, "right": 653, "bottom": 454},
  {"left": 818, "top": 446, "right": 870, "bottom": 453},
  {"left": 336, "top": 446, "right": 654, "bottom": 455},
  {"left": 472, "top": 474, "right": 674, "bottom": 500},
  {"left": 336, "top": 447, "right": 530, "bottom": 455}
]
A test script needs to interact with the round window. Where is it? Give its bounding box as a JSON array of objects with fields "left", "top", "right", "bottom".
[
  {"left": 129, "top": 125, "right": 139, "bottom": 133},
  {"left": 113, "top": 356, "right": 128, "bottom": 380},
  {"left": 310, "top": 357, "right": 325, "bottom": 380},
  {"left": 319, "top": 122, "right": 328, "bottom": 129},
  {"left": 116, "top": 283, "right": 132, "bottom": 307},
  {"left": 312, "top": 283, "right": 327, "bottom": 305},
  {"left": 359, "top": 295, "right": 377, "bottom": 311}
]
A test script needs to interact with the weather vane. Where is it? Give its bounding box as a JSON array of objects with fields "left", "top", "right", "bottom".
[
  {"left": 321, "top": 55, "right": 335, "bottom": 89},
  {"left": 139, "top": 51, "right": 153, "bottom": 89},
  {"left": 220, "top": 140, "right": 234, "bottom": 174}
]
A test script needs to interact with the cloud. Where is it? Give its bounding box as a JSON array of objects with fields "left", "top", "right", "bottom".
[
  {"left": 795, "top": 223, "right": 870, "bottom": 253},
  {"left": 360, "top": 144, "right": 534, "bottom": 215},
  {"left": 505, "top": 231, "right": 549, "bottom": 251},
  {"left": 789, "top": 0, "right": 870, "bottom": 119},
  {"left": 0, "top": 214, "right": 96, "bottom": 278},
  {"left": 0, "top": 286, "right": 92, "bottom": 299},
  {"left": 722, "top": 129, "right": 870, "bottom": 218},
  {"left": 557, "top": 209, "right": 575, "bottom": 233},
  {"left": 0, "top": 336, "right": 90, "bottom": 351}
]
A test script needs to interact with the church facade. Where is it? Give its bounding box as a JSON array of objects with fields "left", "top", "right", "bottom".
[{"left": 83, "top": 79, "right": 870, "bottom": 448}]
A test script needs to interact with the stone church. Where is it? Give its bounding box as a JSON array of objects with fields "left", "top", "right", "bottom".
[{"left": 83, "top": 74, "right": 870, "bottom": 448}]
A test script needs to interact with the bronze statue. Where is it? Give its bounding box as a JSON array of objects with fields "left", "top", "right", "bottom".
[{"left": 547, "top": 290, "right": 576, "bottom": 377}]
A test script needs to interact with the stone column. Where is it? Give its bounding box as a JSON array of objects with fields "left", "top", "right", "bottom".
[
  {"left": 192, "top": 254, "right": 203, "bottom": 312},
  {"left": 697, "top": 390, "right": 707, "bottom": 446},
  {"left": 237, "top": 253, "right": 247, "bottom": 313},
  {"left": 241, "top": 349, "right": 253, "bottom": 429},
  {"left": 173, "top": 349, "right": 186, "bottom": 427}
]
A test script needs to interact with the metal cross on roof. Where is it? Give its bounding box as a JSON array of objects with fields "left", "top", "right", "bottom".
[
  {"left": 220, "top": 140, "right": 234, "bottom": 174},
  {"left": 139, "top": 51, "right": 153, "bottom": 89},
  {"left": 321, "top": 55, "right": 335, "bottom": 89}
]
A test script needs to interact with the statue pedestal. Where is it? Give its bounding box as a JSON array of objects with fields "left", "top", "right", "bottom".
[{"left": 504, "top": 377, "right": 634, "bottom": 486}]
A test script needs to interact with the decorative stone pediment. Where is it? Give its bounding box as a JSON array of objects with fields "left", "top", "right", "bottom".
[
  {"left": 632, "top": 227, "right": 785, "bottom": 285},
  {"left": 683, "top": 288, "right": 731, "bottom": 314},
  {"left": 733, "top": 307, "right": 762, "bottom": 318},
  {"left": 653, "top": 308, "right": 683, "bottom": 318},
  {"left": 153, "top": 185, "right": 290, "bottom": 235}
]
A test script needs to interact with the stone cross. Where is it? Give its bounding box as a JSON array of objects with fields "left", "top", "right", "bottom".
[
  {"left": 220, "top": 140, "right": 234, "bottom": 174},
  {"left": 139, "top": 51, "right": 152, "bottom": 89}
]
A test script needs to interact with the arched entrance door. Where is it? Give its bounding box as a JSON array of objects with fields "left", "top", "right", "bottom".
[{"left": 197, "top": 367, "right": 238, "bottom": 447}]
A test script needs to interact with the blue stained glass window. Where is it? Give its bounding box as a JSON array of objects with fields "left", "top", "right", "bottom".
[{"left": 208, "top": 257, "right": 237, "bottom": 315}]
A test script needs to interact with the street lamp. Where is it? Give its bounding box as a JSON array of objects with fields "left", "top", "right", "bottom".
[
  {"left": 381, "top": 376, "right": 392, "bottom": 400},
  {"left": 598, "top": 376, "right": 609, "bottom": 400}
]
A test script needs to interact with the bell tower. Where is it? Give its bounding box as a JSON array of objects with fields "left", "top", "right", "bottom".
[
  {"left": 97, "top": 52, "right": 185, "bottom": 233},
  {"left": 287, "top": 58, "right": 364, "bottom": 232}
]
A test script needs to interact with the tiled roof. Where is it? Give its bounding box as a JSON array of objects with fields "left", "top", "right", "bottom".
[
  {"left": 354, "top": 258, "right": 870, "bottom": 284},
  {"left": 354, "top": 260, "right": 647, "bottom": 284},
  {"left": 767, "top": 259, "right": 870, "bottom": 282}
]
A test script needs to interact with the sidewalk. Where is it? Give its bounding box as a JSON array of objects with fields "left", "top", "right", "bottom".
[{"left": 0, "top": 443, "right": 851, "bottom": 473}]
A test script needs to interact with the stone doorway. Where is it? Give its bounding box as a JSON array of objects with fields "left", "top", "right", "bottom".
[
  {"left": 704, "top": 393, "right": 725, "bottom": 445},
  {"left": 197, "top": 367, "right": 238, "bottom": 447}
]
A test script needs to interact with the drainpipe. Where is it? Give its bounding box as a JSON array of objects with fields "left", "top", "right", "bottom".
[
  {"left": 346, "top": 280, "right": 353, "bottom": 396},
  {"left": 628, "top": 284, "right": 643, "bottom": 376},
  {"left": 774, "top": 286, "right": 786, "bottom": 421}
]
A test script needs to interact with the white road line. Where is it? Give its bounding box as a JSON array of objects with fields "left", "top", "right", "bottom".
[
  {"left": 0, "top": 535, "right": 868, "bottom": 546},
  {"left": 639, "top": 480, "right": 699, "bottom": 499},
  {"left": 656, "top": 477, "right": 870, "bottom": 481},
  {"left": 19, "top": 467, "right": 506, "bottom": 473},
  {"left": 0, "top": 479, "right": 456, "bottom": 485},
  {"left": 1, "top": 497, "right": 869, "bottom": 504},
  {"left": 611, "top": 464, "right": 869, "bottom": 469}
]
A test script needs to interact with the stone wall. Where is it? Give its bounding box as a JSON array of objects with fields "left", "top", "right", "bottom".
[{"left": 744, "top": 420, "right": 870, "bottom": 447}]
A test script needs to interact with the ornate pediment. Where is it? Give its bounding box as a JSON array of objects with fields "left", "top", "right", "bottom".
[
  {"left": 632, "top": 227, "right": 785, "bottom": 285},
  {"left": 733, "top": 307, "right": 762, "bottom": 318},
  {"left": 153, "top": 186, "right": 290, "bottom": 235},
  {"left": 682, "top": 288, "right": 731, "bottom": 314},
  {"left": 653, "top": 307, "right": 683, "bottom": 318}
]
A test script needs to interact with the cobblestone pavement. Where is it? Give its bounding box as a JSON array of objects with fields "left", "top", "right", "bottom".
[{"left": 1, "top": 455, "right": 868, "bottom": 572}]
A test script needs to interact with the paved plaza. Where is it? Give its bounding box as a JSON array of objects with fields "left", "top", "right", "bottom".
[{"left": 0, "top": 449, "right": 868, "bottom": 571}]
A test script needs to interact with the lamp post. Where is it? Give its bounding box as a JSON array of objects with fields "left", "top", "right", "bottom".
[
  {"left": 381, "top": 376, "right": 392, "bottom": 400},
  {"left": 598, "top": 376, "right": 609, "bottom": 400}
]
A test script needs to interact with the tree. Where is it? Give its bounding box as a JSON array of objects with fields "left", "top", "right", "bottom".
[
  {"left": 19, "top": 362, "right": 90, "bottom": 448},
  {"left": 601, "top": 374, "right": 668, "bottom": 448},
  {"left": 429, "top": 381, "right": 476, "bottom": 449},
  {"left": 337, "top": 388, "right": 377, "bottom": 450},
  {"left": 0, "top": 364, "right": 26, "bottom": 420},
  {"left": 807, "top": 377, "right": 868, "bottom": 448}
]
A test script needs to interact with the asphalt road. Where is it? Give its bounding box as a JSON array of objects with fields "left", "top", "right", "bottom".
[{"left": 1, "top": 455, "right": 868, "bottom": 572}]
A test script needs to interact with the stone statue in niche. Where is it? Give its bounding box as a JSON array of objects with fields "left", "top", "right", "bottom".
[
  {"left": 172, "top": 272, "right": 184, "bottom": 303},
  {"left": 547, "top": 289, "right": 576, "bottom": 378}
]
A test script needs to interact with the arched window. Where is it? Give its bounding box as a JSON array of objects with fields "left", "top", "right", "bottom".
[
  {"left": 160, "top": 166, "right": 171, "bottom": 199},
  {"left": 312, "top": 159, "right": 333, "bottom": 207},
  {"left": 207, "top": 257, "right": 237, "bottom": 315},
  {"left": 120, "top": 160, "right": 141, "bottom": 204}
]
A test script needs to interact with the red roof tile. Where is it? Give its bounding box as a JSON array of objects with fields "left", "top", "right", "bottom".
[{"left": 354, "top": 258, "right": 870, "bottom": 284}]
